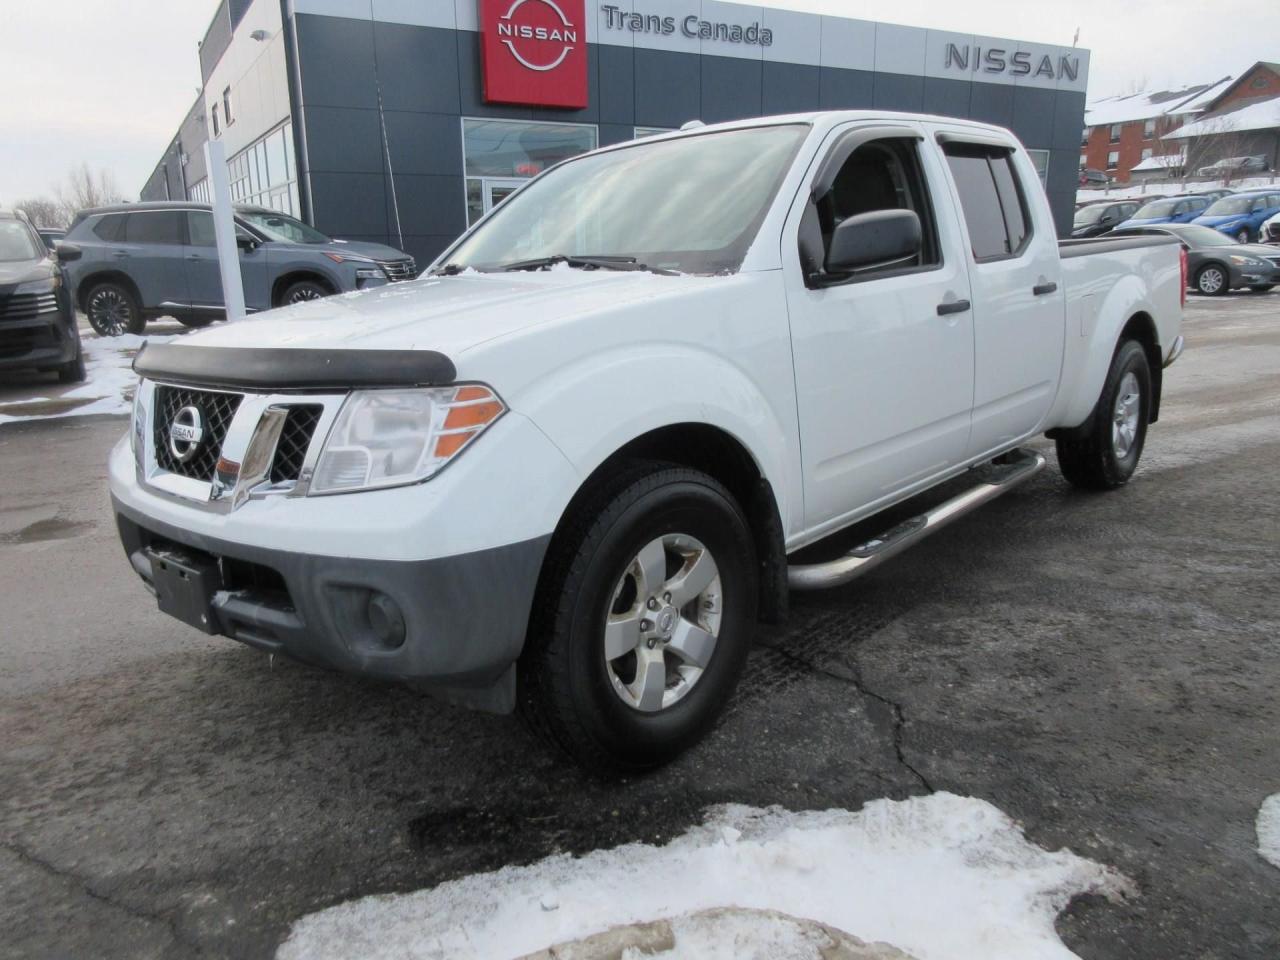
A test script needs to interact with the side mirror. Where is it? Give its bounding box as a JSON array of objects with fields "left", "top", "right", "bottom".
[
  {"left": 821, "top": 209, "right": 922, "bottom": 279},
  {"left": 53, "top": 241, "right": 82, "bottom": 263},
  {"left": 236, "top": 233, "right": 258, "bottom": 251}
]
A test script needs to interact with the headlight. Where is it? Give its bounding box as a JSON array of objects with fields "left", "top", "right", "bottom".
[
  {"left": 310, "top": 385, "right": 505, "bottom": 495},
  {"left": 15, "top": 276, "right": 58, "bottom": 294},
  {"left": 1229, "top": 254, "right": 1263, "bottom": 265},
  {"left": 355, "top": 267, "right": 384, "bottom": 280}
]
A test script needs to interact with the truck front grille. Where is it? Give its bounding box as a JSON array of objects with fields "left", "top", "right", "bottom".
[
  {"left": 0, "top": 292, "right": 58, "bottom": 322},
  {"left": 153, "top": 386, "right": 242, "bottom": 481},
  {"left": 269, "top": 405, "right": 324, "bottom": 483},
  {"left": 377, "top": 258, "right": 417, "bottom": 282}
]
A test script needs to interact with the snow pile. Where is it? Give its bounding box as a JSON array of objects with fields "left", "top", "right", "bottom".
[
  {"left": 1258, "top": 794, "right": 1280, "bottom": 869},
  {"left": 0, "top": 332, "right": 173, "bottom": 425},
  {"left": 277, "top": 793, "right": 1130, "bottom": 960}
]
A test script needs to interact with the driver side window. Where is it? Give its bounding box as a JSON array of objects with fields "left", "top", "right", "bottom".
[{"left": 799, "top": 136, "right": 941, "bottom": 282}]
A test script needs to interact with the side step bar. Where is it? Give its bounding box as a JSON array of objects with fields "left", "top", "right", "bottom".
[{"left": 787, "top": 448, "right": 1046, "bottom": 591}]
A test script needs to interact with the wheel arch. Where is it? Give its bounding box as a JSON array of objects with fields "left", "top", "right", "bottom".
[
  {"left": 77, "top": 270, "right": 143, "bottom": 313},
  {"left": 271, "top": 270, "right": 338, "bottom": 306},
  {"left": 1119, "top": 311, "right": 1164, "bottom": 423},
  {"left": 541, "top": 423, "right": 788, "bottom": 625}
]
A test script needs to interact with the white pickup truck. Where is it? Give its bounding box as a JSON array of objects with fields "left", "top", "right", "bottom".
[{"left": 111, "top": 111, "right": 1185, "bottom": 772}]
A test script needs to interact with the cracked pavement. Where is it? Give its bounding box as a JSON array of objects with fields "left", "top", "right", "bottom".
[{"left": 2, "top": 295, "right": 1278, "bottom": 958}]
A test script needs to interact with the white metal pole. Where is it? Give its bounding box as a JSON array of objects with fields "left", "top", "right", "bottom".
[{"left": 203, "top": 140, "right": 246, "bottom": 322}]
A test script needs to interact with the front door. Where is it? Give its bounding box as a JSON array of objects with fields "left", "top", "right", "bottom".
[
  {"left": 183, "top": 211, "right": 270, "bottom": 312},
  {"left": 785, "top": 126, "right": 976, "bottom": 533},
  {"left": 932, "top": 132, "right": 1065, "bottom": 458},
  {"left": 484, "top": 178, "right": 524, "bottom": 215}
]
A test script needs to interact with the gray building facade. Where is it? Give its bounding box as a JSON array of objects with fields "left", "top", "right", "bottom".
[{"left": 143, "top": 0, "right": 1091, "bottom": 267}]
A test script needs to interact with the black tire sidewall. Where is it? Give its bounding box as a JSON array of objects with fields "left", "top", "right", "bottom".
[
  {"left": 86, "top": 282, "right": 142, "bottom": 336},
  {"left": 561, "top": 476, "right": 756, "bottom": 766},
  {"left": 1097, "top": 340, "right": 1152, "bottom": 483}
]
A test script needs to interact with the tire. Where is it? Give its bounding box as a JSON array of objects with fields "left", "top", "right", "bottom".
[
  {"left": 85, "top": 282, "right": 144, "bottom": 336},
  {"left": 57, "top": 332, "right": 86, "bottom": 384},
  {"left": 1055, "top": 339, "right": 1152, "bottom": 491},
  {"left": 1195, "top": 263, "right": 1230, "bottom": 296},
  {"left": 279, "top": 279, "right": 332, "bottom": 306},
  {"left": 177, "top": 314, "right": 216, "bottom": 328},
  {"left": 519, "top": 461, "right": 758, "bottom": 775}
]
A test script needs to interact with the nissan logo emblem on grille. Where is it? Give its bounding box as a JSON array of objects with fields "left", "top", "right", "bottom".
[{"left": 168, "top": 405, "right": 206, "bottom": 463}]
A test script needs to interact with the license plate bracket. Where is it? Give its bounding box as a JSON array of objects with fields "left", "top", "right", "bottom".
[{"left": 146, "top": 547, "right": 221, "bottom": 635}]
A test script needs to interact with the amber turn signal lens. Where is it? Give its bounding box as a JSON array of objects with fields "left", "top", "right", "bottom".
[
  {"left": 433, "top": 432, "right": 471, "bottom": 458},
  {"left": 444, "top": 400, "right": 503, "bottom": 430}
]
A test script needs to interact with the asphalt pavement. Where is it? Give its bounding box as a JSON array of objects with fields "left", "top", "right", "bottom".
[{"left": 1, "top": 295, "right": 1277, "bottom": 959}]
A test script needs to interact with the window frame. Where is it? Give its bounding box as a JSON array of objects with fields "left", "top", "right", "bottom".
[
  {"left": 223, "top": 86, "right": 233, "bottom": 126},
  {"left": 1106, "top": 150, "right": 1119, "bottom": 169},
  {"left": 211, "top": 102, "right": 221, "bottom": 137},
  {"left": 940, "top": 140, "right": 1035, "bottom": 265},
  {"left": 123, "top": 209, "right": 187, "bottom": 246},
  {"left": 800, "top": 127, "right": 946, "bottom": 288}
]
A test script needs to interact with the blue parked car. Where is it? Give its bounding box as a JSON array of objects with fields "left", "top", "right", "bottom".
[
  {"left": 1192, "top": 189, "right": 1280, "bottom": 244},
  {"left": 1115, "top": 195, "right": 1212, "bottom": 231}
]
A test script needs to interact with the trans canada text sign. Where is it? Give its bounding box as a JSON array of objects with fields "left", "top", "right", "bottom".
[{"left": 480, "top": 0, "right": 588, "bottom": 108}]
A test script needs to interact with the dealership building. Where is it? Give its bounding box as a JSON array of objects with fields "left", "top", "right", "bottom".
[{"left": 142, "top": 0, "right": 1091, "bottom": 266}]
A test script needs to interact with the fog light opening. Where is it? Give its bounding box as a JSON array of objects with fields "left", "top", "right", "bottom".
[{"left": 366, "top": 592, "right": 407, "bottom": 650}]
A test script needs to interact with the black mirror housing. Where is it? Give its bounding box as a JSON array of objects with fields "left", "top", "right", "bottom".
[
  {"left": 823, "top": 209, "right": 922, "bottom": 277},
  {"left": 53, "top": 241, "right": 82, "bottom": 263},
  {"left": 236, "top": 234, "right": 257, "bottom": 251}
]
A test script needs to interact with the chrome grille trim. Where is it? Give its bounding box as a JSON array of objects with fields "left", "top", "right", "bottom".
[
  {"left": 0, "top": 292, "right": 59, "bottom": 322},
  {"left": 376, "top": 258, "right": 417, "bottom": 282}
]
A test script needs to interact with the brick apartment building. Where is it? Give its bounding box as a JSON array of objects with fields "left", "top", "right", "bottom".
[{"left": 1081, "top": 79, "right": 1229, "bottom": 183}]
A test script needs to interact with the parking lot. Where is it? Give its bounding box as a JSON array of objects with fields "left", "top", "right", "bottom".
[{"left": 1, "top": 295, "right": 1278, "bottom": 959}]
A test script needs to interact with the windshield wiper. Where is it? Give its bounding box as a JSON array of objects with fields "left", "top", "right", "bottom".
[
  {"left": 431, "top": 262, "right": 466, "bottom": 276},
  {"left": 499, "top": 254, "right": 677, "bottom": 275}
]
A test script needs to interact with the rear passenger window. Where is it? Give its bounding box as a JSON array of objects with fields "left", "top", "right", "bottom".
[
  {"left": 92, "top": 214, "right": 126, "bottom": 242},
  {"left": 943, "top": 143, "right": 1034, "bottom": 261},
  {"left": 187, "top": 212, "right": 216, "bottom": 247},
  {"left": 126, "top": 211, "right": 184, "bottom": 245}
]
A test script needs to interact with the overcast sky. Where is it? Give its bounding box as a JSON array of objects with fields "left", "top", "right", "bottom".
[{"left": 2, "top": 0, "right": 1276, "bottom": 205}]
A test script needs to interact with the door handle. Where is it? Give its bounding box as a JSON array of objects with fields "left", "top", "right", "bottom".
[
  {"left": 186, "top": 254, "right": 204, "bottom": 261},
  {"left": 1032, "top": 281, "right": 1059, "bottom": 296},
  {"left": 111, "top": 250, "right": 129, "bottom": 259},
  {"left": 936, "top": 299, "right": 971, "bottom": 316}
]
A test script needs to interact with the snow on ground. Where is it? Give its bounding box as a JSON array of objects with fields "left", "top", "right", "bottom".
[
  {"left": 276, "top": 793, "right": 1132, "bottom": 960},
  {"left": 1258, "top": 794, "right": 1280, "bottom": 869},
  {"left": 0, "top": 331, "right": 174, "bottom": 425}
]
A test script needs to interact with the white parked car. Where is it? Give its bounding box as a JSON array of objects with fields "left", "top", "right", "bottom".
[
  {"left": 1263, "top": 210, "right": 1280, "bottom": 243},
  {"left": 111, "top": 112, "right": 1185, "bottom": 772}
]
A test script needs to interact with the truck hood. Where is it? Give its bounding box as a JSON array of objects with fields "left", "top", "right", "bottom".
[{"left": 174, "top": 268, "right": 707, "bottom": 359}]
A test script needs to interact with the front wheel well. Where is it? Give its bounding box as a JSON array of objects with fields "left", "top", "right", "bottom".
[
  {"left": 272, "top": 271, "right": 336, "bottom": 306},
  {"left": 547, "top": 424, "right": 788, "bottom": 624}
]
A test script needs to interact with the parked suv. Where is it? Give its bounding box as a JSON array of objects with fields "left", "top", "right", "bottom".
[
  {"left": 1114, "top": 194, "right": 1212, "bottom": 230},
  {"left": 1191, "top": 190, "right": 1280, "bottom": 243},
  {"left": 63, "top": 202, "right": 416, "bottom": 336},
  {"left": 0, "top": 210, "right": 84, "bottom": 382},
  {"left": 1195, "top": 155, "right": 1270, "bottom": 178},
  {"left": 1070, "top": 200, "right": 1139, "bottom": 237}
]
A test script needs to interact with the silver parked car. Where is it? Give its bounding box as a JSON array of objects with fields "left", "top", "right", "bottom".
[{"left": 62, "top": 202, "right": 416, "bottom": 335}]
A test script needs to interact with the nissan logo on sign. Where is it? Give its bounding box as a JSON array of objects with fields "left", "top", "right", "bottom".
[{"left": 480, "top": 0, "right": 588, "bottom": 109}]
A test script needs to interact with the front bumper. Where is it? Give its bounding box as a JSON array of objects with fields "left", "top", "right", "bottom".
[
  {"left": 115, "top": 497, "right": 549, "bottom": 699},
  {"left": 0, "top": 310, "right": 77, "bottom": 371}
]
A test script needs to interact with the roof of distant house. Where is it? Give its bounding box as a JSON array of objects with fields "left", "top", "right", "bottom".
[
  {"left": 1130, "top": 153, "right": 1187, "bottom": 171},
  {"left": 1167, "top": 95, "right": 1280, "bottom": 139},
  {"left": 1085, "top": 77, "right": 1234, "bottom": 127}
]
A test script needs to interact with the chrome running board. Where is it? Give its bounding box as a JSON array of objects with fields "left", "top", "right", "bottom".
[{"left": 787, "top": 448, "right": 1046, "bottom": 591}]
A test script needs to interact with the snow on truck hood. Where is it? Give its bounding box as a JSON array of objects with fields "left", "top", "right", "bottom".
[{"left": 179, "top": 268, "right": 706, "bottom": 357}]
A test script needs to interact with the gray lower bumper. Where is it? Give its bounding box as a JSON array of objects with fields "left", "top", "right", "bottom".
[{"left": 113, "top": 497, "right": 549, "bottom": 707}]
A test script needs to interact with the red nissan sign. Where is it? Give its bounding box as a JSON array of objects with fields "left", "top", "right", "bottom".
[{"left": 479, "top": 0, "right": 588, "bottom": 109}]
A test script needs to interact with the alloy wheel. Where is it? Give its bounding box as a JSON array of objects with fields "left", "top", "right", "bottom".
[
  {"left": 603, "top": 533, "right": 723, "bottom": 713},
  {"left": 1198, "top": 267, "right": 1225, "bottom": 295},
  {"left": 288, "top": 286, "right": 323, "bottom": 303},
  {"left": 1111, "top": 371, "right": 1141, "bottom": 459},
  {"left": 88, "top": 288, "right": 132, "bottom": 336}
]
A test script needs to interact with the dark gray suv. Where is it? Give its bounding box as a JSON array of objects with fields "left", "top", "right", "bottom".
[{"left": 63, "top": 202, "right": 416, "bottom": 336}]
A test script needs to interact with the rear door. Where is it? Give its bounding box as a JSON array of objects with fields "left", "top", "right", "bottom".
[
  {"left": 930, "top": 130, "right": 1066, "bottom": 459},
  {"left": 121, "top": 211, "right": 187, "bottom": 310},
  {"left": 184, "top": 212, "right": 272, "bottom": 312}
]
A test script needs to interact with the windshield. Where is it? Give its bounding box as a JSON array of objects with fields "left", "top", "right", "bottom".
[
  {"left": 1074, "top": 205, "right": 1108, "bottom": 225},
  {"left": 1133, "top": 200, "right": 1177, "bottom": 218},
  {"left": 238, "top": 210, "right": 330, "bottom": 244},
  {"left": 1204, "top": 196, "right": 1258, "bottom": 216},
  {"left": 1163, "top": 224, "right": 1236, "bottom": 247},
  {"left": 442, "top": 124, "right": 809, "bottom": 275},
  {"left": 0, "top": 220, "right": 43, "bottom": 262}
]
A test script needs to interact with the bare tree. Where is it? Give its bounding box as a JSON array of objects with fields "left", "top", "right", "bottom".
[
  {"left": 12, "top": 196, "right": 67, "bottom": 228},
  {"left": 1157, "top": 116, "right": 1255, "bottom": 186},
  {"left": 55, "top": 163, "right": 122, "bottom": 216}
]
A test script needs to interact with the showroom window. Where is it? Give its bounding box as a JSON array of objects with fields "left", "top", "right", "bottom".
[
  {"left": 634, "top": 126, "right": 675, "bottom": 139},
  {"left": 462, "top": 118, "right": 597, "bottom": 225},
  {"left": 188, "top": 178, "right": 210, "bottom": 203},
  {"left": 225, "top": 122, "right": 299, "bottom": 216}
]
